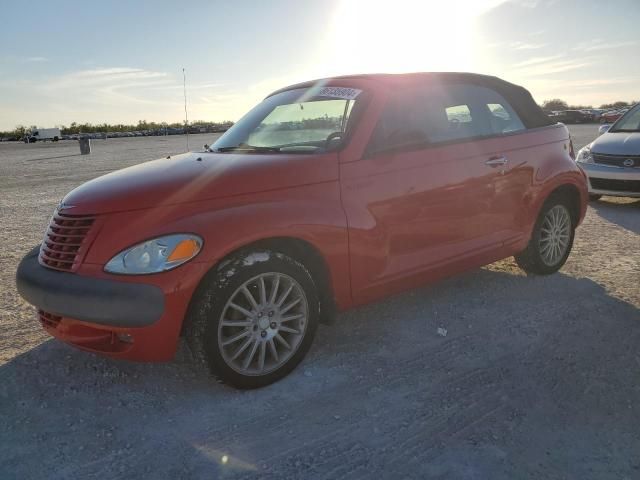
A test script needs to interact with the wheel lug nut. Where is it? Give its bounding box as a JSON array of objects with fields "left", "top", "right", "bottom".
[
  {"left": 270, "top": 322, "right": 277, "bottom": 329},
  {"left": 261, "top": 331, "right": 267, "bottom": 338},
  {"left": 258, "top": 312, "right": 263, "bottom": 317},
  {"left": 268, "top": 311, "right": 274, "bottom": 317}
]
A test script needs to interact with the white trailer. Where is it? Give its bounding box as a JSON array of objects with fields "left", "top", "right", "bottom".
[{"left": 25, "top": 128, "right": 61, "bottom": 143}]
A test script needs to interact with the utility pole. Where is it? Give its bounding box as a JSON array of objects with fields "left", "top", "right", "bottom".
[{"left": 183, "top": 68, "right": 189, "bottom": 151}]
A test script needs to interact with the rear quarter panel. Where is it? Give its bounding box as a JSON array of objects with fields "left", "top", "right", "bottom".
[{"left": 501, "top": 123, "right": 588, "bottom": 250}]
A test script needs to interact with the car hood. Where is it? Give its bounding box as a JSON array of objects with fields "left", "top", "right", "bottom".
[
  {"left": 61, "top": 151, "right": 339, "bottom": 214},
  {"left": 591, "top": 131, "right": 640, "bottom": 156}
]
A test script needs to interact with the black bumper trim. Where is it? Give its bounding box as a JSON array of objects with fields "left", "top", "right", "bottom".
[{"left": 16, "top": 246, "right": 165, "bottom": 327}]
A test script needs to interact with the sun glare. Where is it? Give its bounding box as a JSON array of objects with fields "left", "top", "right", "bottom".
[{"left": 322, "top": 0, "right": 501, "bottom": 76}]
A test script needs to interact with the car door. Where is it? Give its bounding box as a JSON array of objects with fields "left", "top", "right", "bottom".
[
  {"left": 340, "top": 83, "right": 516, "bottom": 304},
  {"left": 473, "top": 91, "right": 532, "bottom": 248}
]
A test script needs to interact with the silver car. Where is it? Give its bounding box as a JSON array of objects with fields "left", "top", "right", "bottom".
[{"left": 576, "top": 103, "right": 640, "bottom": 199}]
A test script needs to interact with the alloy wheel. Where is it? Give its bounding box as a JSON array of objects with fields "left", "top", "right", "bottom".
[
  {"left": 538, "top": 205, "right": 571, "bottom": 266},
  {"left": 217, "top": 272, "right": 309, "bottom": 376}
]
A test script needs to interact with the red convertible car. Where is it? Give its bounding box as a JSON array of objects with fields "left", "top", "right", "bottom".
[{"left": 17, "top": 72, "right": 588, "bottom": 388}]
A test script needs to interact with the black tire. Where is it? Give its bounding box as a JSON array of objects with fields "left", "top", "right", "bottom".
[
  {"left": 515, "top": 195, "right": 576, "bottom": 275},
  {"left": 589, "top": 194, "right": 602, "bottom": 201},
  {"left": 185, "top": 250, "right": 320, "bottom": 389}
]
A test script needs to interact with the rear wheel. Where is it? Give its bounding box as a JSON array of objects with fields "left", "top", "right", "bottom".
[
  {"left": 515, "top": 197, "right": 575, "bottom": 275},
  {"left": 185, "top": 250, "right": 319, "bottom": 389}
]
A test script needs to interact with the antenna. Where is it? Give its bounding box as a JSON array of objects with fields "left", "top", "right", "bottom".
[{"left": 183, "top": 67, "right": 189, "bottom": 151}]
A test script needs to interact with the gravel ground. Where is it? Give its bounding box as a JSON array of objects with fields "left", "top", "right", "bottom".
[{"left": 1, "top": 126, "right": 638, "bottom": 479}]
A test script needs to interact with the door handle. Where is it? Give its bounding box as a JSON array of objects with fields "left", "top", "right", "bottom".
[{"left": 485, "top": 156, "right": 508, "bottom": 167}]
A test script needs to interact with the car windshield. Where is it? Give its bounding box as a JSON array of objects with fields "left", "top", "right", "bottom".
[
  {"left": 610, "top": 104, "right": 640, "bottom": 132},
  {"left": 210, "top": 86, "right": 363, "bottom": 153}
]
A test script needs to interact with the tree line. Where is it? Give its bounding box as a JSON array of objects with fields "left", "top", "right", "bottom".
[
  {"left": 541, "top": 99, "right": 637, "bottom": 112},
  {"left": 3, "top": 99, "right": 639, "bottom": 138},
  {"left": 1, "top": 120, "right": 234, "bottom": 138}
]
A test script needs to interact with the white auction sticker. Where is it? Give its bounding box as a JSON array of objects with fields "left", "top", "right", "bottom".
[{"left": 315, "top": 87, "right": 362, "bottom": 100}]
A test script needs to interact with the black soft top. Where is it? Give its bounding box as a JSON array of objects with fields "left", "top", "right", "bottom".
[{"left": 269, "top": 72, "right": 554, "bottom": 130}]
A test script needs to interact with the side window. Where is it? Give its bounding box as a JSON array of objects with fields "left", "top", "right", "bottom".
[
  {"left": 488, "top": 103, "right": 509, "bottom": 119},
  {"left": 486, "top": 101, "right": 525, "bottom": 134},
  {"left": 445, "top": 105, "right": 472, "bottom": 123},
  {"left": 367, "top": 83, "right": 526, "bottom": 155},
  {"left": 438, "top": 85, "right": 525, "bottom": 138},
  {"left": 366, "top": 91, "right": 430, "bottom": 154},
  {"left": 438, "top": 101, "right": 483, "bottom": 142}
]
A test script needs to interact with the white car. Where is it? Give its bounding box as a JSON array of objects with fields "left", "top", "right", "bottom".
[{"left": 576, "top": 103, "right": 640, "bottom": 199}]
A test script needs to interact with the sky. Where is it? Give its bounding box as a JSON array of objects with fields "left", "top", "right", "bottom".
[{"left": 0, "top": 0, "right": 638, "bottom": 131}]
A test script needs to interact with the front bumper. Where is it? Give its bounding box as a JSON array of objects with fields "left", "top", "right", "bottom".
[
  {"left": 16, "top": 246, "right": 206, "bottom": 361},
  {"left": 579, "top": 162, "right": 640, "bottom": 197},
  {"left": 17, "top": 247, "right": 164, "bottom": 327}
]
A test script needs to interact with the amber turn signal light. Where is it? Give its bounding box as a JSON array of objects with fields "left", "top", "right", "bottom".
[{"left": 168, "top": 238, "right": 201, "bottom": 262}]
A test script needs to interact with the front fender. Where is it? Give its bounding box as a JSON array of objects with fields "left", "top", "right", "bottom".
[{"left": 84, "top": 182, "right": 352, "bottom": 309}]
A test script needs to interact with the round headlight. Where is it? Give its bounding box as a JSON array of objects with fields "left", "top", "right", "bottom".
[{"left": 105, "top": 234, "right": 202, "bottom": 274}]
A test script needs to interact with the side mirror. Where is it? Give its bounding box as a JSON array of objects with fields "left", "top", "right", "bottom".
[
  {"left": 598, "top": 124, "right": 610, "bottom": 135},
  {"left": 325, "top": 131, "right": 344, "bottom": 151}
]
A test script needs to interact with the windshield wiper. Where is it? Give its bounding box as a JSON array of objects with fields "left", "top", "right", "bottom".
[{"left": 214, "top": 143, "right": 281, "bottom": 153}]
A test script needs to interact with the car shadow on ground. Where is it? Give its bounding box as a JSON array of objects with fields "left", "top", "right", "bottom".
[
  {"left": 590, "top": 197, "right": 640, "bottom": 234},
  {"left": 1, "top": 266, "right": 639, "bottom": 479}
]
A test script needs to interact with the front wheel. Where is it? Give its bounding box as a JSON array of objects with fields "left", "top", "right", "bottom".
[
  {"left": 589, "top": 194, "right": 602, "bottom": 201},
  {"left": 185, "top": 250, "right": 319, "bottom": 389},
  {"left": 515, "top": 198, "right": 575, "bottom": 275}
]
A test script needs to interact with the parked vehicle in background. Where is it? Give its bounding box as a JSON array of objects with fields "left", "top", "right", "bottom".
[
  {"left": 600, "top": 109, "right": 628, "bottom": 124},
  {"left": 555, "top": 110, "right": 593, "bottom": 124},
  {"left": 16, "top": 72, "right": 588, "bottom": 388},
  {"left": 23, "top": 128, "right": 61, "bottom": 143},
  {"left": 585, "top": 108, "right": 606, "bottom": 122},
  {"left": 577, "top": 103, "right": 640, "bottom": 199},
  {"left": 546, "top": 111, "right": 560, "bottom": 120}
]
